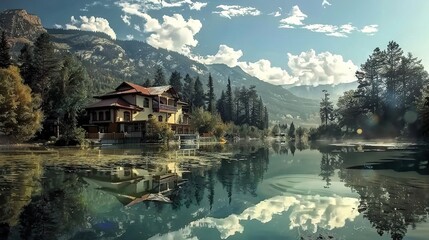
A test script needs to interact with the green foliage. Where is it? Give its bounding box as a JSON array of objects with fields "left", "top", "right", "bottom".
[
  {"left": 0, "top": 31, "right": 11, "bottom": 69},
  {"left": 153, "top": 65, "right": 167, "bottom": 86},
  {"left": 193, "top": 76, "right": 205, "bottom": 108},
  {"left": 320, "top": 90, "right": 335, "bottom": 126},
  {"left": 183, "top": 73, "right": 195, "bottom": 103},
  {"left": 169, "top": 70, "right": 182, "bottom": 94},
  {"left": 271, "top": 124, "right": 280, "bottom": 136},
  {"left": 295, "top": 126, "right": 307, "bottom": 141},
  {"left": 206, "top": 73, "right": 215, "bottom": 113},
  {"left": 190, "top": 107, "right": 218, "bottom": 134},
  {"left": 146, "top": 118, "right": 174, "bottom": 142},
  {"left": 0, "top": 66, "right": 43, "bottom": 142}
]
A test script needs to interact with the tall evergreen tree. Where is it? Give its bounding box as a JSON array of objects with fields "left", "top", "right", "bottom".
[
  {"left": 225, "top": 77, "right": 233, "bottom": 122},
  {"left": 18, "top": 44, "right": 35, "bottom": 85},
  {"left": 193, "top": 76, "right": 205, "bottom": 108},
  {"left": 169, "top": 70, "right": 182, "bottom": 93},
  {"left": 233, "top": 87, "right": 241, "bottom": 124},
  {"left": 183, "top": 73, "right": 195, "bottom": 103},
  {"left": 264, "top": 106, "right": 269, "bottom": 129},
  {"left": 32, "top": 33, "right": 60, "bottom": 112},
  {"left": 216, "top": 91, "right": 227, "bottom": 120},
  {"left": 206, "top": 73, "right": 215, "bottom": 113},
  {"left": 143, "top": 78, "right": 153, "bottom": 87},
  {"left": 153, "top": 65, "right": 167, "bottom": 86},
  {"left": 320, "top": 90, "right": 334, "bottom": 126},
  {"left": 0, "top": 31, "right": 11, "bottom": 69}
]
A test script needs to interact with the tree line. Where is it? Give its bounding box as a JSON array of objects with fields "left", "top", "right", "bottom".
[{"left": 316, "top": 41, "right": 429, "bottom": 139}]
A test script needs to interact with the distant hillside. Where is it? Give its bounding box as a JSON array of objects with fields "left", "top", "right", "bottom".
[
  {"left": 285, "top": 82, "right": 359, "bottom": 102},
  {"left": 0, "top": 9, "right": 320, "bottom": 124}
]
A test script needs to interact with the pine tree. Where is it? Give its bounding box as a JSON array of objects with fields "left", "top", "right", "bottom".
[
  {"left": 0, "top": 31, "right": 11, "bottom": 69},
  {"left": 264, "top": 106, "right": 269, "bottom": 129},
  {"left": 183, "top": 73, "right": 195, "bottom": 103},
  {"left": 32, "top": 33, "right": 60, "bottom": 112},
  {"left": 206, "top": 73, "right": 215, "bottom": 113},
  {"left": 193, "top": 76, "right": 205, "bottom": 108},
  {"left": 153, "top": 65, "right": 167, "bottom": 86},
  {"left": 169, "top": 70, "right": 182, "bottom": 93},
  {"left": 18, "top": 44, "right": 35, "bottom": 85},
  {"left": 143, "top": 78, "right": 153, "bottom": 87},
  {"left": 216, "top": 91, "right": 226, "bottom": 121},
  {"left": 320, "top": 90, "right": 334, "bottom": 126},
  {"left": 225, "top": 77, "right": 233, "bottom": 122}
]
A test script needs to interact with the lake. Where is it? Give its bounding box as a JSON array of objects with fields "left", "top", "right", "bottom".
[{"left": 0, "top": 141, "right": 428, "bottom": 240}]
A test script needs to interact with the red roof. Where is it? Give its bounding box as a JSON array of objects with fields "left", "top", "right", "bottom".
[
  {"left": 86, "top": 97, "right": 142, "bottom": 110},
  {"left": 119, "top": 82, "right": 151, "bottom": 95}
]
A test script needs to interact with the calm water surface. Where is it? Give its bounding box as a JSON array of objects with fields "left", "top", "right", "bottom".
[{"left": 0, "top": 142, "right": 428, "bottom": 240}]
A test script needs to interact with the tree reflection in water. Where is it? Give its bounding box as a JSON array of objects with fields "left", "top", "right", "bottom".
[{"left": 319, "top": 147, "right": 429, "bottom": 240}]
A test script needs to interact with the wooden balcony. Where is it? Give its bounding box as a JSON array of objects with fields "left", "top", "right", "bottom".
[{"left": 153, "top": 103, "right": 177, "bottom": 113}]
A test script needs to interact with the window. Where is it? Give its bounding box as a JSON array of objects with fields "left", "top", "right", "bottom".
[
  {"left": 92, "top": 112, "right": 97, "bottom": 121},
  {"left": 148, "top": 114, "right": 153, "bottom": 119},
  {"left": 124, "top": 111, "right": 131, "bottom": 122},
  {"left": 105, "top": 110, "right": 110, "bottom": 121},
  {"left": 144, "top": 98, "right": 150, "bottom": 108},
  {"left": 98, "top": 111, "right": 104, "bottom": 121},
  {"left": 158, "top": 115, "right": 163, "bottom": 122}
]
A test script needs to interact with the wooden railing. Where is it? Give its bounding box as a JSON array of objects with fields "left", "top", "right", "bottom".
[{"left": 154, "top": 103, "right": 177, "bottom": 112}]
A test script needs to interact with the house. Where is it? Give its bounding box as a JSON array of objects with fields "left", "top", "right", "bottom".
[{"left": 85, "top": 82, "right": 192, "bottom": 140}]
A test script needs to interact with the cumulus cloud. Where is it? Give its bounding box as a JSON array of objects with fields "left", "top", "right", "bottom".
[
  {"left": 142, "top": 13, "right": 202, "bottom": 55},
  {"left": 126, "top": 34, "right": 134, "bottom": 40},
  {"left": 279, "top": 5, "right": 307, "bottom": 28},
  {"left": 189, "top": 1, "right": 207, "bottom": 11},
  {"left": 149, "top": 195, "right": 360, "bottom": 239},
  {"left": 193, "top": 45, "right": 243, "bottom": 67},
  {"left": 213, "top": 5, "right": 261, "bottom": 19},
  {"left": 287, "top": 49, "right": 358, "bottom": 86},
  {"left": 65, "top": 16, "right": 116, "bottom": 39},
  {"left": 238, "top": 60, "right": 296, "bottom": 85},
  {"left": 361, "top": 24, "right": 379, "bottom": 35},
  {"left": 121, "top": 14, "right": 131, "bottom": 25}
]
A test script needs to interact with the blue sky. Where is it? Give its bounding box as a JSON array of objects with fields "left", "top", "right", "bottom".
[{"left": 1, "top": 0, "right": 429, "bottom": 86}]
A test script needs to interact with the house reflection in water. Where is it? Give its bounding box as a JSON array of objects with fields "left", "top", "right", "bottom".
[{"left": 81, "top": 163, "right": 188, "bottom": 206}]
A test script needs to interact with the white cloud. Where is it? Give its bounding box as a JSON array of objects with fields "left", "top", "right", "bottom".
[
  {"left": 322, "top": 0, "right": 332, "bottom": 8},
  {"left": 126, "top": 34, "right": 134, "bottom": 40},
  {"left": 115, "top": 0, "right": 207, "bottom": 12},
  {"left": 287, "top": 49, "right": 358, "bottom": 86},
  {"left": 195, "top": 45, "right": 357, "bottom": 86},
  {"left": 193, "top": 45, "right": 243, "bottom": 67},
  {"left": 149, "top": 195, "right": 360, "bottom": 239},
  {"left": 279, "top": 5, "right": 307, "bottom": 28},
  {"left": 189, "top": 1, "right": 207, "bottom": 11},
  {"left": 302, "top": 23, "right": 357, "bottom": 37},
  {"left": 53, "top": 24, "right": 62, "bottom": 29},
  {"left": 121, "top": 14, "right": 131, "bottom": 25},
  {"left": 238, "top": 60, "right": 296, "bottom": 85},
  {"left": 213, "top": 5, "right": 261, "bottom": 19},
  {"left": 361, "top": 24, "right": 379, "bottom": 35},
  {"left": 142, "top": 13, "right": 202, "bottom": 55},
  {"left": 65, "top": 16, "right": 116, "bottom": 39}
]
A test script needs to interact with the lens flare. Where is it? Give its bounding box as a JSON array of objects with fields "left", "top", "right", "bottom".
[{"left": 357, "top": 128, "right": 363, "bottom": 135}]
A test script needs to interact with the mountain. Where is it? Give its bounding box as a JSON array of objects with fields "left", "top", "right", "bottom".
[
  {"left": 285, "top": 82, "right": 359, "bottom": 103},
  {"left": 0, "top": 9, "right": 319, "bottom": 124}
]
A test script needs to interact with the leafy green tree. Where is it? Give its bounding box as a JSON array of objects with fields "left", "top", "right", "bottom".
[
  {"left": 271, "top": 124, "right": 280, "bottom": 136},
  {"left": 153, "top": 65, "right": 167, "bottom": 86},
  {"left": 288, "top": 122, "right": 296, "bottom": 139},
  {"left": 193, "top": 76, "right": 205, "bottom": 108},
  {"left": 206, "top": 73, "right": 215, "bottom": 113},
  {"left": 295, "top": 126, "right": 307, "bottom": 141},
  {"left": 190, "top": 107, "right": 218, "bottom": 134},
  {"left": 169, "top": 70, "right": 182, "bottom": 94},
  {"left": 0, "top": 31, "right": 11, "bottom": 69},
  {"left": 336, "top": 90, "right": 364, "bottom": 132},
  {"left": 0, "top": 67, "right": 43, "bottom": 142},
  {"left": 146, "top": 117, "right": 174, "bottom": 143}
]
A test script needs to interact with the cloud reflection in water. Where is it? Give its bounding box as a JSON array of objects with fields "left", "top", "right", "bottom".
[{"left": 149, "top": 194, "right": 359, "bottom": 239}]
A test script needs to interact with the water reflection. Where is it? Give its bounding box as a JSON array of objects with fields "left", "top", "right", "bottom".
[{"left": 0, "top": 143, "right": 428, "bottom": 239}]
